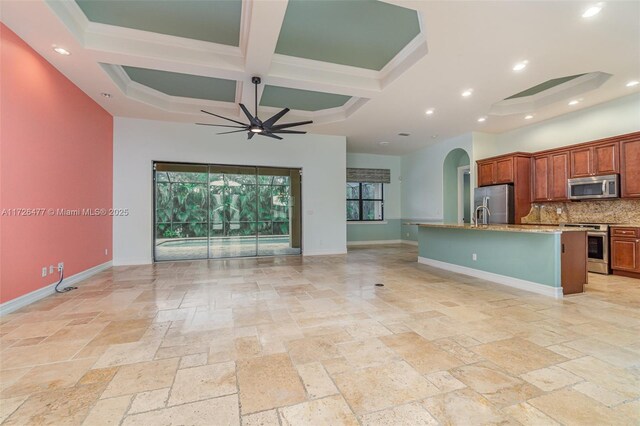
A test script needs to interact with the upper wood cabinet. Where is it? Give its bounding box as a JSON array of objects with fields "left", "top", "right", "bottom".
[
  {"left": 476, "top": 154, "right": 531, "bottom": 223},
  {"left": 478, "top": 161, "right": 496, "bottom": 187},
  {"left": 477, "top": 155, "right": 517, "bottom": 186},
  {"left": 569, "top": 142, "right": 619, "bottom": 178},
  {"left": 532, "top": 151, "right": 569, "bottom": 202},
  {"left": 621, "top": 138, "right": 640, "bottom": 198}
]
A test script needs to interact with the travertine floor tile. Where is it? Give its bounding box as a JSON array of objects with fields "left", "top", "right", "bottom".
[
  {"left": 422, "top": 388, "right": 513, "bottom": 426},
  {"left": 122, "top": 394, "right": 240, "bottom": 426},
  {"left": 501, "top": 402, "right": 560, "bottom": 425},
  {"left": 528, "top": 388, "right": 629, "bottom": 426},
  {"left": 237, "top": 353, "right": 305, "bottom": 414},
  {"left": 296, "top": 362, "right": 338, "bottom": 399},
  {"left": 520, "top": 365, "right": 583, "bottom": 392},
  {"left": 472, "top": 337, "right": 568, "bottom": 375},
  {"left": 168, "top": 361, "right": 236, "bottom": 406},
  {"left": 128, "top": 388, "right": 170, "bottom": 414},
  {"left": 81, "top": 395, "right": 132, "bottom": 426},
  {"left": 242, "top": 409, "right": 280, "bottom": 426},
  {"left": 359, "top": 402, "right": 438, "bottom": 425},
  {"left": 333, "top": 360, "right": 439, "bottom": 415},
  {"left": 278, "top": 395, "right": 358, "bottom": 426},
  {"left": 2, "top": 246, "right": 638, "bottom": 425},
  {"left": 102, "top": 358, "right": 179, "bottom": 398}
]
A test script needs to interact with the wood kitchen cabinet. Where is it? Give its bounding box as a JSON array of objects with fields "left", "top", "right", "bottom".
[
  {"left": 570, "top": 142, "right": 619, "bottom": 178},
  {"left": 621, "top": 138, "right": 640, "bottom": 198},
  {"left": 476, "top": 153, "right": 531, "bottom": 224},
  {"left": 611, "top": 227, "right": 640, "bottom": 278},
  {"left": 532, "top": 151, "right": 569, "bottom": 202}
]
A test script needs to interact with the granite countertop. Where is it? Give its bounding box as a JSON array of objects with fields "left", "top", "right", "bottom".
[{"left": 413, "top": 223, "right": 588, "bottom": 234}]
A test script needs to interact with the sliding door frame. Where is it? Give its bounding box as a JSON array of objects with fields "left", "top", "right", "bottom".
[{"left": 152, "top": 160, "right": 303, "bottom": 262}]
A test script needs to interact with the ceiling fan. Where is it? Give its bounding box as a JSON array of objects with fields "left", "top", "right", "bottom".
[{"left": 197, "top": 76, "right": 313, "bottom": 140}]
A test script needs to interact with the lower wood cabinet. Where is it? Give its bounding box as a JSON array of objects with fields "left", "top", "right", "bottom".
[{"left": 611, "top": 227, "right": 640, "bottom": 278}]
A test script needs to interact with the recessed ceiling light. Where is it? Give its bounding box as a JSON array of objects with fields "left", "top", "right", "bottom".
[
  {"left": 477, "top": 117, "right": 487, "bottom": 123},
  {"left": 101, "top": 92, "right": 112, "bottom": 98},
  {"left": 582, "top": 2, "right": 604, "bottom": 18},
  {"left": 512, "top": 60, "right": 529, "bottom": 71},
  {"left": 379, "top": 141, "right": 389, "bottom": 145},
  {"left": 431, "top": 134, "right": 438, "bottom": 139},
  {"left": 524, "top": 114, "right": 534, "bottom": 120},
  {"left": 626, "top": 80, "right": 639, "bottom": 87},
  {"left": 425, "top": 108, "right": 435, "bottom": 115},
  {"left": 568, "top": 99, "right": 580, "bottom": 106},
  {"left": 53, "top": 46, "right": 70, "bottom": 55},
  {"left": 461, "top": 89, "right": 473, "bottom": 97}
]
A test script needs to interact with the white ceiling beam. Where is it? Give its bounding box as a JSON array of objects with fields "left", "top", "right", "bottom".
[{"left": 239, "top": 0, "right": 289, "bottom": 111}]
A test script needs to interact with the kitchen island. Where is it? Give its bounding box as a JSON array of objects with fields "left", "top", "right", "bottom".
[{"left": 416, "top": 224, "right": 588, "bottom": 298}]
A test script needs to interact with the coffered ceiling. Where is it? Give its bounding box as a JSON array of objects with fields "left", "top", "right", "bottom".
[{"left": 2, "top": 0, "right": 639, "bottom": 154}]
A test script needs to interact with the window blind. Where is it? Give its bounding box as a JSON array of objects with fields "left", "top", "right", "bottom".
[{"left": 346, "top": 168, "right": 390, "bottom": 184}]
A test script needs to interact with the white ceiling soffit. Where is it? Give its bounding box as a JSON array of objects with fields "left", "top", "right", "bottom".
[
  {"left": 489, "top": 72, "right": 612, "bottom": 116},
  {"left": 43, "top": 0, "right": 427, "bottom": 125}
]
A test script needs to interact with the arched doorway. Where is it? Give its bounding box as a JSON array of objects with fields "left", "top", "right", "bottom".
[{"left": 443, "top": 148, "right": 471, "bottom": 223}]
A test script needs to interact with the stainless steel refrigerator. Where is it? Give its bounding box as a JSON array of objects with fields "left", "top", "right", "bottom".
[{"left": 473, "top": 184, "right": 514, "bottom": 224}]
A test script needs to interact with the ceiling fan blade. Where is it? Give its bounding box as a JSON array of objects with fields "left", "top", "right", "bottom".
[
  {"left": 271, "top": 120, "right": 313, "bottom": 130},
  {"left": 262, "top": 108, "right": 290, "bottom": 128},
  {"left": 239, "top": 104, "right": 258, "bottom": 124},
  {"left": 216, "top": 129, "right": 248, "bottom": 135},
  {"left": 257, "top": 132, "right": 283, "bottom": 140},
  {"left": 201, "top": 110, "right": 247, "bottom": 126},
  {"left": 196, "top": 123, "right": 247, "bottom": 129},
  {"left": 247, "top": 131, "right": 256, "bottom": 140},
  {"left": 270, "top": 129, "right": 306, "bottom": 134}
]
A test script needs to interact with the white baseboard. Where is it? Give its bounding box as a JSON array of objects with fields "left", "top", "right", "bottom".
[
  {"left": 112, "top": 258, "right": 153, "bottom": 266},
  {"left": 417, "top": 257, "right": 563, "bottom": 299},
  {"left": 0, "top": 261, "right": 113, "bottom": 316},
  {"left": 401, "top": 240, "right": 418, "bottom": 246},
  {"left": 347, "top": 239, "right": 403, "bottom": 246},
  {"left": 303, "top": 249, "right": 348, "bottom": 256}
]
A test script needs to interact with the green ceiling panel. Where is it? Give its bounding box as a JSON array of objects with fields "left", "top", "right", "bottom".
[
  {"left": 76, "top": 0, "right": 242, "bottom": 45},
  {"left": 122, "top": 66, "right": 237, "bottom": 102},
  {"left": 506, "top": 74, "right": 587, "bottom": 100},
  {"left": 260, "top": 85, "right": 351, "bottom": 111},
  {"left": 275, "top": 0, "right": 421, "bottom": 71}
]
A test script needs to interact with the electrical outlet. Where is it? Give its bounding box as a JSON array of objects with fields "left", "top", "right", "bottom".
[
  {"left": 49, "top": 265, "right": 54, "bottom": 274},
  {"left": 58, "top": 262, "right": 64, "bottom": 271},
  {"left": 105, "top": 249, "right": 108, "bottom": 255},
  {"left": 556, "top": 208, "right": 562, "bottom": 214},
  {"left": 406, "top": 233, "right": 409, "bottom": 237},
  {"left": 41, "top": 267, "right": 47, "bottom": 277},
  {"left": 472, "top": 253, "right": 477, "bottom": 261}
]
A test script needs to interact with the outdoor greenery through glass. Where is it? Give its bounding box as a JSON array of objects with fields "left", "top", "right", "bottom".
[
  {"left": 156, "top": 169, "right": 291, "bottom": 240},
  {"left": 346, "top": 182, "right": 384, "bottom": 221}
]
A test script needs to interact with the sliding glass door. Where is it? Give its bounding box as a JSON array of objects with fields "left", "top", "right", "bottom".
[{"left": 154, "top": 162, "right": 301, "bottom": 261}]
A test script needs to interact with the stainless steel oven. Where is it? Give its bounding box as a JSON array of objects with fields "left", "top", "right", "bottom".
[
  {"left": 568, "top": 174, "right": 619, "bottom": 200},
  {"left": 561, "top": 223, "right": 610, "bottom": 274}
]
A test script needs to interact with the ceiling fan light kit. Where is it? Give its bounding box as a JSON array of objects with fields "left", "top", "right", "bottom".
[{"left": 198, "top": 76, "right": 313, "bottom": 140}]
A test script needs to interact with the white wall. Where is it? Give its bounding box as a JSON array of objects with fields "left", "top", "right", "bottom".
[
  {"left": 346, "top": 153, "right": 402, "bottom": 219},
  {"left": 473, "top": 93, "right": 640, "bottom": 160},
  {"left": 401, "top": 133, "right": 474, "bottom": 221},
  {"left": 113, "top": 117, "right": 346, "bottom": 265}
]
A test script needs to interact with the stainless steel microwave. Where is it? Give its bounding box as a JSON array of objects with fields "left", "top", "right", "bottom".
[{"left": 568, "top": 174, "right": 619, "bottom": 200}]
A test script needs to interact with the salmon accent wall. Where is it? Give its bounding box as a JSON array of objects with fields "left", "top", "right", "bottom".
[{"left": 0, "top": 24, "right": 113, "bottom": 304}]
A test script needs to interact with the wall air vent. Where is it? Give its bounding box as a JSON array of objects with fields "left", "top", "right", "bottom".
[{"left": 398, "top": 132, "right": 411, "bottom": 136}]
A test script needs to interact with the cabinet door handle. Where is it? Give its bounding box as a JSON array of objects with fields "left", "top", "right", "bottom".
[{"left": 562, "top": 244, "right": 565, "bottom": 253}]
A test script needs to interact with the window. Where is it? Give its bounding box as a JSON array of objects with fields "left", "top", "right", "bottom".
[{"left": 347, "top": 182, "right": 384, "bottom": 221}]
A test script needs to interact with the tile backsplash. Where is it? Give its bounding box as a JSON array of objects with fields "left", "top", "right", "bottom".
[{"left": 522, "top": 199, "right": 640, "bottom": 225}]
